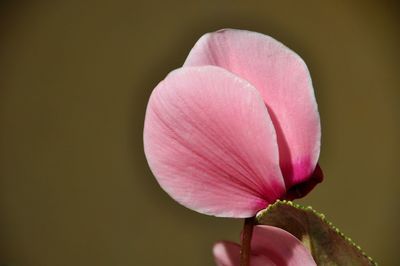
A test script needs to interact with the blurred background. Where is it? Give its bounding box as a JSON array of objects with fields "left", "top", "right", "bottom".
[{"left": 0, "top": 1, "right": 398, "bottom": 265}]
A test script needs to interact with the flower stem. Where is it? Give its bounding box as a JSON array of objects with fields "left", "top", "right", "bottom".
[{"left": 240, "top": 217, "right": 255, "bottom": 266}]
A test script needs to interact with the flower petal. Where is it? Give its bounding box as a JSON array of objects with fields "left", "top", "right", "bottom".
[
  {"left": 213, "top": 242, "right": 240, "bottom": 266},
  {"left": 213, "top": 226, "right": 316, "bottom": 266},
  {"left": 143, "top": 66, "right": 285, "bottom": 217},
  {"left": 251, "top": 225, "right": 316, "bottom": 266},
  {"left": 184, "top": 29, "right": 322, "bottom": 195},
  {"left": 213, "top": 241, "right": 277, "bottom": 266}
]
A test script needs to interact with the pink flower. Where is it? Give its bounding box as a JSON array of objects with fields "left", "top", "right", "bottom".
[
  {"left": 143, "top": 29, "right": 322, "bottom": 218},
  {"left": 213, "top": 225, "right": 316, "bottom": 266}
]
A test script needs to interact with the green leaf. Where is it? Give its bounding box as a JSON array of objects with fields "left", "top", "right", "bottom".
[{"left": 256, "top": 200, "right": 376, "bottom": 266}]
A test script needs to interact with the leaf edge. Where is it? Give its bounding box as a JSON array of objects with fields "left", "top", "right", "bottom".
[{"left": 256, "top": 200, "right": 377, "bottom": 266}]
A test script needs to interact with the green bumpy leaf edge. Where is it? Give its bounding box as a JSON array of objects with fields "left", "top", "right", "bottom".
[{"left": 256, "top": 200, "right": 377, "bottom": 266}]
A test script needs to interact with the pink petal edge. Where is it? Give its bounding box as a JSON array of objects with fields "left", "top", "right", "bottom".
[
  {"left": 184, "top": 29, "right": 322, "bottom": 196},
  {"left": 143, "top": 66, "right": 285, "bottom": 217},
  {"left": 213, "top": 225, "right": 316, "bottom": 266},
  {"left": 213, "top": 242, "right": 240, "bottom": 266}
]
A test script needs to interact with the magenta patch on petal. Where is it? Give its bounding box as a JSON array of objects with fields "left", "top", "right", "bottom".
[{"left": 284, "top": 163, "right": 324, "bottom": 200}]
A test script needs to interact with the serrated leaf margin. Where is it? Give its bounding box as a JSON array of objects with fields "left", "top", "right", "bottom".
[{"left": 256, "top": 200, "right": 377, "bottom": 266}]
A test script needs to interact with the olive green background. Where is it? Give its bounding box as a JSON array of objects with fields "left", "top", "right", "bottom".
[{"left": 0, "top": 1, "right": 398, "bottom": 265}]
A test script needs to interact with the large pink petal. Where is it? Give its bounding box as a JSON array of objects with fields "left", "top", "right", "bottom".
[
  {"left": 213, "top": 226, "right": 316, "bottom": 266},
  {"left": 184, "top": 29, "right": 322, "bottom": 198},
  {"left": 251, "top": 225, "right": 316, "bottom": 265},
  {"left": 143, "top": 66, "right": 285, "bottom": 217}
]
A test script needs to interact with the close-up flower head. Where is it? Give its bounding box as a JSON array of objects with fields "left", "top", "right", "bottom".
[
  {"left": 144, "top": 29, "right": 323, "bottom": 218},
  {"left": 1, "top": 2, "right": 395, "bottom": 265}
]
